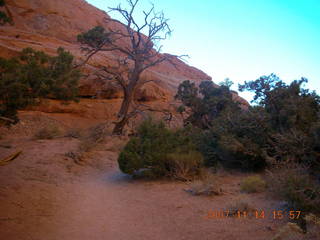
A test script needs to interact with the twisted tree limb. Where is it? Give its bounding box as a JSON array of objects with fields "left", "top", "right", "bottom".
[{"left": 0, "top": 150, "right": 22, "bottom": 166}]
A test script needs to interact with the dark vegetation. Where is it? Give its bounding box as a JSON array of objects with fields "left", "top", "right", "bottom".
[
  {"left": 119, "top": 73, "right": 320, "bottom": 216},
  {"left": 0, "top": 47, "right": 80, "bottom": 122},
  {"left": 267, "top": 166, "right": 320, "bottom": 216},
  {"left": 0, "top": 0, "right": 12, "bottom": 25},
  {"left": 118, "top": 119, "right": 203, "bottom": 179},
  {"left": 175, "top": 75, "right": 320, "bottom": 173}
]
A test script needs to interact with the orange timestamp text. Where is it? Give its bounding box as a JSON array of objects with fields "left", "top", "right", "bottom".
[{"left": 204, "top": 210, "right": 302, "bottom": 220}]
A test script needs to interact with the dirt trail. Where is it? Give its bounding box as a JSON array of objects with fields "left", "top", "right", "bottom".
[{"left": 0, "top": 136, "right": 285, "bottom": 240}]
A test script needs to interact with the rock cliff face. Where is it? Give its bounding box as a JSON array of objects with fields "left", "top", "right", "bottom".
[
  {"left": 0, "top": 0, "right": 247, "bottom": 126},
  {"left": 0, "top": 0, "right": 213, "bottom": 100}
]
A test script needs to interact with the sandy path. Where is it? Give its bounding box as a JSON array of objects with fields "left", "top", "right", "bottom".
[
  {"left": 22, "top": 171, "right": 281, "bottom": 240},
  {"left": 0, "top": 137, "right": 285, "bottom": 240}
]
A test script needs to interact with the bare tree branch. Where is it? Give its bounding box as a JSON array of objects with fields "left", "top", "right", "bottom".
[
  {"left": 77, "top": 0, "right": 185, "bottom": 134},
  {"left": 0, "top": 116, "right": 15, "bottom": 123}
]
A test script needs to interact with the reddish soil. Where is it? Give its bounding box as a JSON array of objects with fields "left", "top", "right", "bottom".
[{"left": 0, "top": 115, "right": 287, "bottom": 240}]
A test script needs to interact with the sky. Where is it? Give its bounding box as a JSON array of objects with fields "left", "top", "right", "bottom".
[{"left": 86, "top": 0, "right": 320, "bottom": 102}]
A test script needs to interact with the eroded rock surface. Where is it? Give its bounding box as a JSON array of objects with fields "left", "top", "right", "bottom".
[
  {"left": 0, "top": 0, "right": 248, "bottom": 125},
  {"left": 0, "top": 0, "right": 212, "bottom": 100}
]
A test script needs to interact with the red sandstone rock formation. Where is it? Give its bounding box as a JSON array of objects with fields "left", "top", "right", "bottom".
[
  {"left": 0, "top": 0, "right": 248, "bottom": 124},
  {"left": 0, "top": 0, "right": 213, "bottom": 100}
]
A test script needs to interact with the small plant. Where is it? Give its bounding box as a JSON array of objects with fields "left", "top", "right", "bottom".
[
  {"left": 226, "top": 195, "right": 255, "bottom": 216},
  {"left": 64, "top": 123, "right": 109, "bottom": 162},
  {"left": 64, "top": 128, "right": 83, "bottom": 138},
  {"left": 118, "top": 119, "right": 203, "bottom": 179},
  {"left": 186, "top": 170, "right": 222, "bottom": 196},
  {"left": 64, "top": 151, "right": 83, "bottom": 165},
  {"left": 267, "top": 166, "right": 320, "bottom": 214},
  {"left": 271, "top": 223, "right": 304, "bottom": 240},
  {"left": 78, "top": 123, "right": 108, "bottom": 152},
  {"left": 34, "top": 124, "right": 62, "bottom": 139},
  {"left": 271, "top": 214, "right": 320, "bottom": 240},
  {"left": 240, "top": 175, "right": 266, "bottom": 193},
  {"left": 167, "top": 150, "right": 203, "bottom": 181},
  {"left": 304, "top": 214, "right": 320, "bottom": 239}
]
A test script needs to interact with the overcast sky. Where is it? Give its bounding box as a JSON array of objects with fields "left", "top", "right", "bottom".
[{"left": 86, "top": 0, "right": 320, "bottom": 102}]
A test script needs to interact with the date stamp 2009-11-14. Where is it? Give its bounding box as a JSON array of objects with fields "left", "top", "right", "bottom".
[{"left": 204, "top": 210, "right": 302, "bottom": 220}]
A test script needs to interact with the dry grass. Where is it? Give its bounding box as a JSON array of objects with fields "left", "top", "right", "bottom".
[
  {"left": 80, "top": 123, "right": 108, "bottom": 150},
  {"left": 266, "top": 165, "right": 320, "bottom": 214},
  {"left": 34, "top": 124, "right": 62, "bottom": 139},
  {"left": 272, "top": 214, "right": 320, "bottom": 240},
  {"left": 167, "top": 151, "right": 203, "bottom": 181},
  {"left": 271, "top": 222, "right": 304, "bottom": 240},
  {"left": 305, "top": 214, "right": 320, "bottom": 239},
  {"left": 185, "top": 169, "right": 222, "bottom": 196},
  {"left": 64, "top": 123, "right": 109, "bottom": 161},
  {"left": 64, "top": 151, "right": 86, "bottom": 165},
  {"left": 240, "top": 175, "right": 266, "bottom": 193},
  {"left": 226, "top": 195, "right": 255, "bottom": 216},
  {"left": 64, "top": 127, "right": 83, "bottom": 139}
]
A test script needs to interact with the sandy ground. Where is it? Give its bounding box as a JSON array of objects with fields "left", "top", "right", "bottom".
[{"left": 0, "top": 115, "right": 288, "bottom": 240}]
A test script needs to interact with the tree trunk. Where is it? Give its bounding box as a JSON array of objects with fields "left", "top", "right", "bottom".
[
  {"left": 112, "top": 75, "right": 138, "bottom": 135},
  {"left": 112, "top": 115, "right": 129, "bottom": 135},
  {"left": 112, "top": 92, "right": 132, "bottom": 135}
]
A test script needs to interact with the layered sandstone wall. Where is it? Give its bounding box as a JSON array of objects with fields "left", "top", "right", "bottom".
[
  {"left": 0, "top": 0, "right": 248, "bottom": 126},
  {"left": 0, "top": 0, "right": 212, "bottom": 101}
]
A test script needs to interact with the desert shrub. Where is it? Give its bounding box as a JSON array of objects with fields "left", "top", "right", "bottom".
[
  {"left": 267, "top": 166, "right": 320, "bottom": 214},
  {"left": 195, "top": 107, "right": 269, "bottom": 170},
  {"left": 186, "top": 169, "right": 222, "bottom": 196},
  {"left": 0, "top": 0, "right": 12, "bottom": 25},
  {"left": 272, "top": 214, "right": 320, "bottom": 240},
  {"left": 176, "top": 80, "right": 269, "bottom": 171},
  {"left": 226, "top": 195, "right": 255, "bottom": 216},
  {"left": 86, "top": 123, "right": 108, "bottom": 142},
  {"left": 177, "top": 75, "right": 320, "bottom": 173},
  {"left": 34, "top": 124, "right": 62, "bottom": 139},
  {"left": 272, "top": 223, "right": 304, "bottom": 240},
  {"left": 213, "top": 106, "right": 270, "bottom": 171},
  {"left": 239, "top": 75, "right": 320, "bottom": 173},
  {"left": 304, "top": 214, "right": 320, "bottom": 239},
  {"left": 64, "top": 123, "right": 109, "bottom": 162},
  {"left": 118, "top": 119, "right": 203, "bottom": 179},
  {"left": 64, "top": 151, "right": 81, "bottom": 163},
  {"left": 0, "top": 47, "right": 80, "bottom": 120},
  {"left": 240, "top": 175, "right": 266, "bottom": 193},
  {"left": 193, "top": 129, "right": 220, "bottom": 167},
  {"left": 166, "top": 150, "right": 203, "bottom": 181},
  {"left": 215, "top": 134, "right": 266, "bottom": 171},
  {"left": 268, "top": 128, "right": 319, "bottom": 173},
  {"left": 175, "top": 80, "right": 239, "bottom": 129},
  {"left": 64, "top": 127, "right": 83, "bottom": 138},
  {"left": 78, "top": 123, "right": 108, "bottom": 153}
]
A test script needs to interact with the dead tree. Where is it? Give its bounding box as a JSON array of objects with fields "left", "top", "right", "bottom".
[{"left": 77, "top": 0, "right": 183, "bottom": 135}]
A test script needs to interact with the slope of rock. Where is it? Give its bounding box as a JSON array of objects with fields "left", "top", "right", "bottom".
[{"left": 0, "top": 0, "right": 212, "bottom": 101}]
